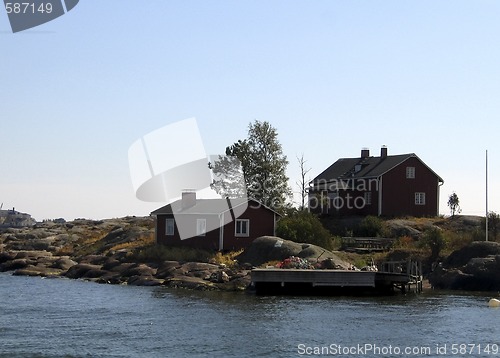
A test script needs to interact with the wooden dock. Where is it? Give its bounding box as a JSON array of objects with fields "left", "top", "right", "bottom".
[{"left": 251, "top": 260, "right": 422, "bottom": 295}]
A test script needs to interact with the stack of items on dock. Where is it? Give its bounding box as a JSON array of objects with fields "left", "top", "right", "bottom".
[
  {"left": 275, "top": 256, "right": 348, "bottom": 270},
  {"left": 276, "top": 256, "right": 314, "bottom": 269}
]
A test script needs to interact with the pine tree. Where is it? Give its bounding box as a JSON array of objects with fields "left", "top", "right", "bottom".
[{"left": 211, "top": 120, "right": 291, "bottom": 212}]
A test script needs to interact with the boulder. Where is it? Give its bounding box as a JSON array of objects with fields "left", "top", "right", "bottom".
[
  {"left": 445, "top": 242, "right": 500, "bottom": 267},
  {"left": 13, "top": 265, "right": 63, "bottom": 277},
  {"left": 236, "top": 236, "right": 351, "bottom": 269},
  {"left": 14, "top": 251, "right": 52, "bottom": 259},
  {"left": 109, "top": 249, "right": 133, "bottom": 262},
  {"left": 0, "top": 258, "right": 29, "bottom": 271},
  {"left": 463, "top": 256, "right": 500, "bottom": 275},
  {"left": 210, "top": 270, "right": 230, "bottom": 283},
  {"left": 429, "top": 266, "right": 474, "bottom": 290},
  {"left": 0, "top": 252, "right": 16, "bottom": 264},
  {"left": 79, "top": 255, "right": 110, "bottom": 265},
  {"left": 180, "top": 262, "right": 219, "bottom": 279},
  {"left": 429, "top": 242, "right": 500, "bottom": 291},
  {"left": 163, "top": 275, "right": 217, "bottom": 290},
  {"left": 101, "top": 258, "right": 121, "bottom": 271},
  {"left": 182, "top": 262, "right": 219, "bottom": 272},
  {"left": 386, "top": 220, "right": 422, "bottom": 239},
  {"left": 83, "top": 269, "right": 109, "bottom": 279},
  {"left": 51, "top": 257, "right": 77, "bottom": 271},
  {"left": 65, "top": 263, "right": 102, "bottom": 279},
  {"left": 120, "top": 263, "right": 156, "bottom": 277},
  {"left": 155, "top": 261, "right": 181, "bottom": 279},
  {"left": 217, "top": 274, "right": 251, "bottom": 291},
  {"left": 158, "top": 260, "right": 180, "bottom": 270},
  {"left": 109, "top": 262, "right": 136, "bottom": 274}
]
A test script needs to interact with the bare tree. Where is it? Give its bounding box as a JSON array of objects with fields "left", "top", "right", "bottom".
[{"left": 296, "top": 154, "right": 311, "bottom": 210}]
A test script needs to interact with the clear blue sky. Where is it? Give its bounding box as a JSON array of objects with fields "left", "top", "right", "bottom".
[{"left": 1, "top": 0, "right": 498, "bottom": 220}]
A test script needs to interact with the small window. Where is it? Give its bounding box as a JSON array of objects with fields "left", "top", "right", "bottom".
[
  {"left": 364, "top": 192, "right": 372, "bottom": 205},
  {"left": 196, "top": 219, "right": 206, "bottom": 236},
  {"left": 406, "top": 167, "right": 415, "bottom": 179},
  {"left": 415, "top": 192, "right": 426, "bottom": 205},
  {"left": 235, "top": 219, "right": 250, "bottom": 237},
  {"left": 165, "top": 219, "right": 175, "bottom": 236}
]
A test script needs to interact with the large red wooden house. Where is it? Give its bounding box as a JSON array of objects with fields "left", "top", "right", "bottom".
[
  {"left": 151, "top": 192, "right": 280, "bottom": 251},
  {"left": 309, "top": 147, "right": 444, "bottom": 217}
]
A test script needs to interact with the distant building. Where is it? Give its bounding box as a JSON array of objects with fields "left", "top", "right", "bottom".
[
  {"left": 309, "top": 147, "right": 444, "bottom": 217},
  {"left": 151, "top": 192, "right": 280, "bottom": 251},
  {"left": 0, "top": 208, "right": 36, "bottom": 228}
]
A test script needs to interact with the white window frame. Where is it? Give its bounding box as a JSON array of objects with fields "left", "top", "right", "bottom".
[
  {"left": 406, "top": 166, "right": 415, "bottom": 179},
  {"left": 165, "top": 218, "right": 175, "bottom": 236},
  {"left": 364, "top": 192, "right": 372, "bottom": 205},
  {"left": 415, "top": 192, "right": 426, "bottom": 205},
  {"left": 196, "top": 219, "right": 206, "bottom": 236},
  {"left": 235, "top": 219, "right": 250, "bottom": 237}
]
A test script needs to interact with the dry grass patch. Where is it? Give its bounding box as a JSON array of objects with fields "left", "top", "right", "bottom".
[
  {"left": 133, "top": 245, "right": 213, "bottom": 263},
  {"left": 110, "top": 233, "right": 155, "bottom": 252},
  {"left": 211, "top": 250, "right": 243, "bottom": 268}
]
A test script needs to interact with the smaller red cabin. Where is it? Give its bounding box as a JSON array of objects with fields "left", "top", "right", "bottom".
[{"left": 151, "top": 192, "right": 280, "bottom": 251}]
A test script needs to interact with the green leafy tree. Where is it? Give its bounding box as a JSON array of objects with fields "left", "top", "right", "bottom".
[
  {"left": 209, "top": 155, "right": 246, "bottom": 198},
  {"left": 355, "top": 216, "right": 384, "bottom": 237},
  {"left": 276, "top": 210, "right": 333, "bottom": 250},
  {"left": 421, "top": 227, "right": 446, "bottom": 260},
  {"left": 447, "top": 192, "right": 461, "bottom": 217},
  {"left": 214, "top": 120, "right": 291, "bottom": 212}
]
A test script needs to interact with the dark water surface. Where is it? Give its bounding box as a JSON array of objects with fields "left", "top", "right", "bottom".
[{"left": 1, "top": 273, "right": 499, "bottom": 357}]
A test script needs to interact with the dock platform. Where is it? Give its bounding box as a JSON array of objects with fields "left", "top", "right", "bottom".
[{"left": 251, "top": 260, "right": 422, "bottom": 295}]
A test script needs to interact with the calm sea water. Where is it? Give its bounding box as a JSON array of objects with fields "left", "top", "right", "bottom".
[{"left": 0, "top": 273, "right": 499, "bottom": 358}]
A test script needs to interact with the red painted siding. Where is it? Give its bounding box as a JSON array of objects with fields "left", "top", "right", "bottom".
[
  {"left": 222, "top": 202, "right": 277, "bottom": 251},
  {"left": 309, "top": 157, "right": 441, "bottom": 218},
  {"left": 312, "top": 189, "right": 379, "bottom": 217},
  {"left": 381, "top": 157, "right": 440, "bottom": 217},
  {"left": 309, "top": 178, "right": 380, "bottom": 217},
  {"left": 155, "top": 200, "right": 276, "bottom": 251},
  {"left": 156, "top": 214, "right": 221, "bottom": 250}
]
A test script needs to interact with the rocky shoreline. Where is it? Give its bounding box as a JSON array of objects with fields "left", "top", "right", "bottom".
[
  {"left": 0, "top": 249, "right": 252, "bottom": 291},
  {"left": 429, "top": 241, "right": 500, "bottom": 291},
  {"left": 0, "top": 217, "right": 351, "bottom": 291},
  {"left": 0, "top": 217, "right": 254, "bottom": 291}
]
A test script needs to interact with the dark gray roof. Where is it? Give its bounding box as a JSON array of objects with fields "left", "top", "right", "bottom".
[
  {"left": 151, "top": 198, "right": 279, "bottom": 216},
  {"left": 312, "top": 153, "right": 443, "bottom": 184}
]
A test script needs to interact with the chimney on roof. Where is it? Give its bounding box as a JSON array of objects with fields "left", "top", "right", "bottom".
[
  {"left": 361, "top": 148, "right": 370, "bottom": 158},
  {"left": 381, "top": 145, "right": 388, "bottom": 158},
  {"left": 181, "top": 190, "right": 196, "bottom": 209}
]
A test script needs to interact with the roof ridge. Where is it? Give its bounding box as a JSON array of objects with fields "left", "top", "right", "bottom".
[{"left": 311, "top": 152, "right": 436, "bottom": 184}]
